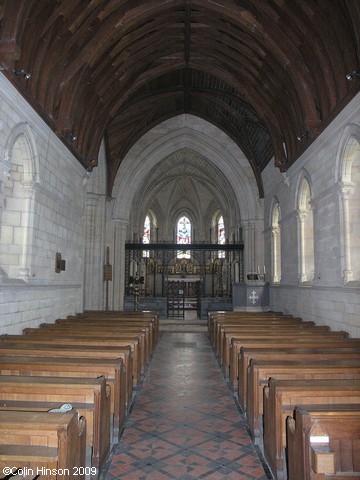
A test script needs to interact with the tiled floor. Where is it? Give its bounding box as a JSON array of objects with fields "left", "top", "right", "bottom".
[{"left": 103, "top": 327, "right": 272, "bottom": 480}]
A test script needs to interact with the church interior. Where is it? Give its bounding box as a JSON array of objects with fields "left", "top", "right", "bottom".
[
  {"left": 0, "top": 1, "right": 360, "bottom": 334},
  {"left": 0, "top": 0, "right": 360, "bottom": 480}
]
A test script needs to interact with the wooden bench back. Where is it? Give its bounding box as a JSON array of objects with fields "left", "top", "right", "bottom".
[
  {"left": 1, "top": 335, "right": 141, "bottom": 387},
  {"left": 287, "top": 406, "right": 360, "bottom": 480},
  {"left": 209, "top": 316, "right": 305, "bottom": 343},
  {"left": 55, "top": 318, "right": 158, "bottom": 349},
  {"left": 227, "top": 337, "right": 360, "bottom": 383},
  {"left": 237, "top": 347, "right": 360, "bottom": 408},
  {"left": 22, "top": 329, "right": 149, "bottom": 370},
  {"left": 263, "top": 378, "right": 360, "bottom": 479},
  {"left": 0, "top": 410, "right": 87, "bottom": 480},
  {"left": 0, "top": 375, "right": 111, "bottom": 471},
  {"left": 247, "top": 359, "right": 360, "bottom": 440},
  {"left": 0, "top": 355, "right": 126, "bottom": 438},
  {"left": 219, "top": 325, "right": 340, "bottom": 364}
]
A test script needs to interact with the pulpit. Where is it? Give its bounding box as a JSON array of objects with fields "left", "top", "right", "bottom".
[{"left": 232, "top": 278, "right": 269, "bottom": 311}]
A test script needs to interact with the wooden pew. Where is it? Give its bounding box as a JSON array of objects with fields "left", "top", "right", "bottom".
[
  {"left": 67, "top": 310, "right": 160, "bottom": 348},
  {"left": 0, "top": 375, "right": 111, "bottom": 473},
  {"left": 208, "top": 311, "right": 301, "bottom": 346},
  {"left": 287, "top": 405, "right": 360, "bottom": 480},
  {"left": 23, "top": 326, "right": 150, "bottom": 372},
  {"left": 49, "top": 319, "right": 154, "bottom": 358},
  {"left": 220, "top": 325, "right": 336, "bottom": 373},
  {"left": 263, "top": 378, "right": 360, "bottom": 480},
  {"left": 56, "top": 318, "right": 157, "bottom": 353},
  {"left": 0, "top": 341, "right": 133, "bottom": 409},
  {"left": 0, "top": 410, "right": 87, "bottom": 480},
  {"left": 1, "top": 334, "right": 140, "bottom": 389},
  {"left": 229, "top": 337, "right": 360, "bottom": 391},
  {"left": 0, "top": 355, "right": 126, "bottom": 440},
  {"left": 81, "top": 309, "right": 159, "bottom": 328},
  {"left": 213, "top": 319, "right": 316, "bottom": 360},
  {"left": 207, "top": 310, "right": 287, "bottom": 338},
  {"left": 238, "top": 346, "right": 360, "bottom": 410},
  {"left": 69, "top": 310, "right": 160, "bottom": 348},
  {"left": 246, "top": 359, "right": 360, "bottom": 441},
  {"left": 209, "top": 314, "right": 302, "bottom": 350}
]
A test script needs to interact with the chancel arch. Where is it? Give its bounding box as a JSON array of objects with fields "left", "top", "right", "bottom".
[
  {"left": 112, "top": 116, "right": 259, "bottom": 223},
  {"left": 337, "top": 124, "right": 360, "bottom": 284},
  {"left": 110, "top": 115, "right": 261, "bottom": 309},
  {"left": 297, "top": 171, "right": 315, "bottom": 284}
]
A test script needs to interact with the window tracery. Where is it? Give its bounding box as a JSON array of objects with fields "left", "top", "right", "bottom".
[{"left": 177, "top": 216, "right": 191, "bottom": 259}]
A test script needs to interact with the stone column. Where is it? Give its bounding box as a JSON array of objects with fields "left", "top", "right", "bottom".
[
  {"left": 242, "top": 220, "right": 258, "bottom": 275},
  {"left": 84, "top": 192, "right": 106, "bottom": 309},
  {"left": 113, "top": 218, "right": 129, "bottom": 309},
  {"left": 339, "top": 182, "right": 354, "bottom": 284},
  {"left": 297, "top": 211, "right": 307, "bottom": 283},
  {"left": 0, "top": 155, "right": 10, "bottom": 230},
  {"left": 271, "top": 225, "right": 281, "bottom": 283},
  {"left": 241, "top": 222, "right": 249, "bottom": 275},
  {"left": 18, "top": 181, "right": 37, "bottom": 282}
]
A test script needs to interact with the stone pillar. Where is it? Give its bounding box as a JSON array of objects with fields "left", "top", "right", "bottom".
[
  {"left": 242, "top": 220, "right": 258, "bottom": 275},
  {"left": 84, "top": 192, "right": 106, "bottom": 309},
  {"left": 242, "top": 222, "right": 250, "bottom": 274},
  {"left": 339, "top": 182, "right": 354, "bottom": 284},
  {"left": 18, "top": 181, "right": 37, "bottom": 281},
  {"left": 297, "top": 211, "right": 307, "bottom": 283},
  {"left": 271, "top": 225, "right": 281, "bottom": 283},
  {"left": 0, "top": 155, "right": 10, "bottom": 230},
  {"left": 113, "top": 218, "right": 129, "bottom": 309}
]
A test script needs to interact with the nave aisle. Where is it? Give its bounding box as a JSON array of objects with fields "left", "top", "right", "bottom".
[{"left": 102, "top": 329, "right": 271, "bottom": 480}]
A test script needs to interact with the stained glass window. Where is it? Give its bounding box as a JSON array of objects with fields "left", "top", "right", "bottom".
[
  {"left": 143, "top": 215, "right": 150, "bottom": 257},
  {"left": 177, "top": 216, "right": 191, "bottom": 259},
  {"left": 218, "top": 215, "right": 225, "bottom": 258}
]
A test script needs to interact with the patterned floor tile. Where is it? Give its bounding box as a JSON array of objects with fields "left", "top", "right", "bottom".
[{"left": 102, "top": 330, "right": 271, "bottom": 480}]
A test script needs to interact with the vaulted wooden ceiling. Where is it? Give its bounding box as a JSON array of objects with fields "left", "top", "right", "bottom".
[{"left": 1, "top": 1, "right": 359, "bottom": 196}]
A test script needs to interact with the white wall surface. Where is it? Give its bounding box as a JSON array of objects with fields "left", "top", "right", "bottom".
[
  {"left": 263, "top": 92, "right": 360, "bottom": 337},
  {"left": 0, "top": 74, "right": 87, "bottom": 334}
]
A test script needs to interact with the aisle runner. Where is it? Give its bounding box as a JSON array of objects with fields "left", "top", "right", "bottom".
[{"left": 104, "top": 331, "right": 269, "bottom": 480}]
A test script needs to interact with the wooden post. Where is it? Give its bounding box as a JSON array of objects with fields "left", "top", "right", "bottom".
[{"left": 103, "top": 247, "right": 112, "bottom": 310}]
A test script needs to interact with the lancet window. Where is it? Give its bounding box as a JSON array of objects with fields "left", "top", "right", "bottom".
[
  {"left": 142, "top": 215, "right": 151, "bottom": 257},
  {"left": 217, "top": 215, "right": 225, "bottom": 258},
  {"left": 177, "top": 216, "right": 191, "bottom": 259}
]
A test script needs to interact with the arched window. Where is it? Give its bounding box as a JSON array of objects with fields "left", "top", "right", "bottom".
[
  {"left": 338, "top": 129, "right": 360, "bottom": 283},
  {"left": 0, "top": 124, "right": 39, "bottom": 282},
  {"left": 177, "top": 216, "right": 191, "bottom": 259},
  {"left": 142, "top": 215, "right": 151, "bottom": 257},
  {"left": 271, "top": 200, "right": 281, "bottom": 283},
  {"left": 143, "top": 215, "right": 151, "bottom": 244},
  {"left": 298, "top": 176, "right": 314, "bottom": 283},
  {"left": 217, "top": 215, "right": 225, "bottom": 258},
  {"left": 347, "top": 143, "right": 360, "bottom": 281}
]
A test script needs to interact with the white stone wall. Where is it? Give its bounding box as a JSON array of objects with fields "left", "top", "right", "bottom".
[
  {"left": 0, "top": 74, "right": 86, "bottom": 334},
  {"left": 83, "top": 140, "right": 108, "bottom": 310},
  {"left": 263, "top": 92, "right": 360, "bottom": 337}
]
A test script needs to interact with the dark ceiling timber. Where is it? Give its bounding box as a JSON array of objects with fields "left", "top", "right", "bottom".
[{"left": 1, "top": 0, "right": 359, "bottom": 197}]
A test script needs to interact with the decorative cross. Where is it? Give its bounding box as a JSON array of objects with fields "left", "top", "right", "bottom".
[{"left": 249, "top": 290, "right": 259, "bottom": 305}]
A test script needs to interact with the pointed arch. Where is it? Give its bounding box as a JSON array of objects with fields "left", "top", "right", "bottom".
[
  {"left": 0, "top": 123, "right": 40, "bottom": 281},
  {"left": 297, "top": 170, "right": 314, "bottom": 283},
  {"left": 336, "top": 124, "right": 360, "bottom": 283},
  {"left": 112, "top": 115, "right": 259, "bottom": 223},
  {"left": 270, "top": 197, "right": 281, "bottom": 283}
]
